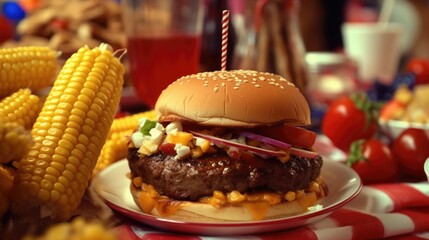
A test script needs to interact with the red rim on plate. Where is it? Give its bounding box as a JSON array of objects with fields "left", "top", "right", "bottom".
[{"left": 92, "top": 159, "right": 362, "bottom": 236}]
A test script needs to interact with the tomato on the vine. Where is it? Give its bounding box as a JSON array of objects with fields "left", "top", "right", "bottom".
[
  {"left": 406, "top": 58, "right": 429, "bottom": 85},
  {"left": 322, "top": 94, "right": 378, "bottom": 152},
  {"left": 348, "top": 139, "right": 398, "bottom": 184},
  {"left": 391, "top": 128, "right": 429, "bottom": 180}
]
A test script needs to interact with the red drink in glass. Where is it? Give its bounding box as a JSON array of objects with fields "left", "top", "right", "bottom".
[{"left": 127, "top": 33, "right": 201, "bottom": 108}]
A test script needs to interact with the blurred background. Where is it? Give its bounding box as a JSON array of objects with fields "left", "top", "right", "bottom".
[{"left": 0, "top": 0, "right": 428, "bottom": 115}]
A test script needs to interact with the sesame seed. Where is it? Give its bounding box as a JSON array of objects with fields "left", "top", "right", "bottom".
[
  {"left": 214, "top": 86, "right": 219, "bottom": 92},
  {"left": 280, "top": 86, "right": 285, "bottom": 89},
  {"left": 203, "top": 84, "right": 209, "bottom": 87},
  {"left": 255, "top": 84, "right": 260, "bottom": 88},
  {"left": 233, "top": 86, "right": 239, "bottom": 90},
  {"left": 221, "top": 82, "right": 226, "bottom": 87}
]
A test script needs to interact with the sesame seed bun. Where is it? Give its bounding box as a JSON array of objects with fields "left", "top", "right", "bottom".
[{"left": 155, "top": 70, "right": 310, "bottom": 127}]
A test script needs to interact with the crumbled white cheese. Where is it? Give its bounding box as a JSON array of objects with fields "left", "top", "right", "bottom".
[
  {"left": 194, "top": 137, "right": 206, "bottom": 146},
  {"left": 134, "top": 120, "right": 166, "bottom": 156},
  {"left": 148, "top": 123, "right": 165, "bottom": 145},
  {"left": 174, "top": 143, "right": 190, "bottom": 160},
  {"left": 131, "top": 132, "right": 144, "bottom": 148},
  {"left": 165, "top": 121, "right": 182, "bottom": 135}
]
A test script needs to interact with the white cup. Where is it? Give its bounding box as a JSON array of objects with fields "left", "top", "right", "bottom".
[{"left": 342, "top": 23, "right": 403, "bottom": 84}]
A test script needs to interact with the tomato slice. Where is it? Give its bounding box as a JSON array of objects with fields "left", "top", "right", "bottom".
[{"left": 255, "top": 125, "right": 317, "bottom": 149}]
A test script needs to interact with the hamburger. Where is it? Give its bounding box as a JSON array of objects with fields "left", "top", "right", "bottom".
[{"left": 127, "top": 70, "right": 328, "bottom": 222}]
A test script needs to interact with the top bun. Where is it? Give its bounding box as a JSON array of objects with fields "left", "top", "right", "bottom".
[{"left": 155, "top": 70, "right": 310, "bottom": 127}]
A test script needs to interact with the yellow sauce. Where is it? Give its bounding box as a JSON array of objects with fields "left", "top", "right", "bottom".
[{"left": 134, "top": 178, "right": 326, "bottom": 220}]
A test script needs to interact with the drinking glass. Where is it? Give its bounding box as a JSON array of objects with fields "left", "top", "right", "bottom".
[{"left": 122, "top": 0, "right": 205, "bottom": 108}]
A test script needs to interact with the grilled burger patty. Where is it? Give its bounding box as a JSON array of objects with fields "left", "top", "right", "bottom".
[{"left": 128, "top": 147, "right": 323, "bottom": 201}]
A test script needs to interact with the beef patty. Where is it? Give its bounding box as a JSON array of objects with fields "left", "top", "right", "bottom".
[{"left": 128, "top": 148, "right": 323, "bottom": 201}]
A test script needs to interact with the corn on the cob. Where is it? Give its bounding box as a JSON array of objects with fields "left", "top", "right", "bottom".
[
  {"left": 0, "top": 165, "right": 13, "bottom": 218},
  {"left": 12, "top": 43, "right": 125, "bottom": 220},
  {"left": 0, "top": 46, "right": 58, "bottom": 98},
  {"left": 0, "top": 88, "right": 41, "bottom": 129},
  {"left": 93, "top": 111, "right": 157, "bottom": 175},
  {"left": 0, "top": 120, "right": 33, "bottom": 164},
  {"left": 93, "top": 131, "right": 128, "bottom": 175}
]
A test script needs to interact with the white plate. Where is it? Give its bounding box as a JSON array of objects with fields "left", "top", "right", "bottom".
[{"left": 92, "top": 159, "right": 362, "bottom": 236}]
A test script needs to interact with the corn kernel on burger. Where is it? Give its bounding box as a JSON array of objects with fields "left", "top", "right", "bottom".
[{"left": 127, "top": 70, "right": 328, "bottom": 222}]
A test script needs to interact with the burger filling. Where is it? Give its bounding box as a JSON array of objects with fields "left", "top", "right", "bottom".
[
  {"left": 128, "top": 118, "right": 328, "bottom": 219},
  {"left": 129, "top": 118, "right": 319, "bottom": 162}
]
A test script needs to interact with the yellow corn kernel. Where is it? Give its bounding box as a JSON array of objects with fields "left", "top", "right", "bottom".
[
  {"left": 133, "top": 177, "right": 143, "bottom": 188},
  {"left": 0, "top": 88, "right": 41, "bottom": 129},
  {"left": 166, "top": 131, "right": 193, "bottom": 146},
  {"left": 0, "top": 120, "right": 33, "bottom": 164},
  {"left": 284, "top": 191, "right": 296, "bottom": 201},
  {"left": 296, "top": 190, "right": 305, "bottom": 199},
  {"left": 227, "top": 190, "right": 246, "bottom": 204},
  {"left": 262, "top": 192, "right": 281, "bottom": 205},
  {"left": 200, "top": 140, "right": 211, "bottom": 153},
  {"left": 210, "top": 191, "right": 226, "bottom": 208},
  {"left": 191, "top": 147, "right": 203, "bottom": 158},
  {"left": 307, "top": 181, "right": 321, "bottom": 193},
  {"left": 12, "top": 43, "right": 125, "bottom": 220},
  {"left": 0, "top": 165, "right": 13, "bottom": 218},
  {"left": 0, "top": 46, "right": 58, "bottom": 98}
]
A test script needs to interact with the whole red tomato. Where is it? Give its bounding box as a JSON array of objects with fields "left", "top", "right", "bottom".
[
  {"left": 348, "top": 139, "right": 398, "bottom": 184},
  {"left": 391, "top": 128, "right": 429, "bottom": 180},
  {"left": 322, "top": 95, "right": 377, "bottom": 152},
  {"left": 407, "top": 58, "right": 429, "bottom": 85}
]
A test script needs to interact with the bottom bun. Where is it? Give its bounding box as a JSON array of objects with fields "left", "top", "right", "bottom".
[{"left": 130, "top": 182, "right": 326, "bottom": 222}]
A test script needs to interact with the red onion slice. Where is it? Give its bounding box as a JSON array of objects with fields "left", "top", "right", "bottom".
[
  {"left": 290, "top": 147, "right": 319, "bottom": 159},
  {"left": 238, "top": 131, "right": 291, "bottom": 149},
  {"left": 190, "top": 131, "right": 288, "bottom": 158},
  {"left": 240, "top": 131, "right": 319, "bottom": 159}
]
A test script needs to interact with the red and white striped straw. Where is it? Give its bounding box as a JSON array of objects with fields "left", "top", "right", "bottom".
[{"left": 221, "top": 10, "right": 230, "bottom": 71}]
